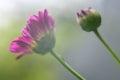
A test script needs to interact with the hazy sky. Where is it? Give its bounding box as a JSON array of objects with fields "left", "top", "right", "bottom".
[{"left": 0, "top": 0, "right": 103, "bottom": 28}]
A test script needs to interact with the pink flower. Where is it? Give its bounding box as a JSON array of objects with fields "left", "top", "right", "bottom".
[{"left": 10, "top": 9, "right": 55, "bottom": 59}]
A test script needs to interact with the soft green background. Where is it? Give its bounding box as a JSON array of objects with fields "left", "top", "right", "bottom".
[{"left": 0, "top": 0, "right": 120, "bottom": 80}]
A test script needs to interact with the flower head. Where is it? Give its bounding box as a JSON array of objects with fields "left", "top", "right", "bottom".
[
  {"left": 76, "top": 7, "right": 101, "bottom": 32},
  {"left": 10, "top": 9, "right": 55, "bottom": 59}
]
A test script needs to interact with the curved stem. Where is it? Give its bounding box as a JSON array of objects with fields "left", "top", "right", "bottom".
[
  {"left": 50, "top": 50, "right": 85, "bottom": 80},
  {"left": 93, "top": 29, "right": 120, "bottom": 64}
]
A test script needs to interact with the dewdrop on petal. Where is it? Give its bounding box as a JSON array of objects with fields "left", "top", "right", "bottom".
[{"left": 76, "top": 7, "right": 101, "bottom": 32}]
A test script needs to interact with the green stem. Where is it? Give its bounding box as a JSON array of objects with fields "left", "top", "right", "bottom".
[
  {"left": 93, "top": 29, "right": 120, "bottom": 64},
  {"left": 50, "top": 50, "right": 85, "bottom": 80}
]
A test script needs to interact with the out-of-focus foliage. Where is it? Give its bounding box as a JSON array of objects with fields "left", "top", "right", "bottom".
[{"left": 0, "top": 0, "right": 120, "bottom": 80}]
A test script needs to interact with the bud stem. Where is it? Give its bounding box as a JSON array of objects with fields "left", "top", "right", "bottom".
[
  {"left": 50, "top": 50, "right": 85, "bottom": 80},
  {"left": 93, "top": 29, "right": 120, "bottom": 64}
]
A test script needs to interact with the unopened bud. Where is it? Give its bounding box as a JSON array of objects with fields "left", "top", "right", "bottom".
[{"left": 77, "top": 7, "right": 101, "bottom": 32}]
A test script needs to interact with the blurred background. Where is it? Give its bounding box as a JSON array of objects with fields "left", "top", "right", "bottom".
[{"left": 0, "top": 0, "right": 120, "bottom": 80}]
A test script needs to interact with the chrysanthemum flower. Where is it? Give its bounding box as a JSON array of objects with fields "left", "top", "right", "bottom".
[{"left": 9, "top": 9, "right": 55, "bottom": 59}]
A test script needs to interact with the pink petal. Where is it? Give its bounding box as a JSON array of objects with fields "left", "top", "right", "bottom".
[
  {"left": 27, "top": 15, "right": 39, "bottom": 24},
  {"left": 38, "top": 11, "right": 47, "bottom": 31},
  {"left": 47, "top": 15, "right": 55, "bottom": 29},
  {"left": 22, "top": 27, "right": 32, "bottom": 38},
  {"left": 9, "top": 36, "right": 32, "bottom": 53},
  {"left": 25, "top": 15, "right": 42, "bottom": 39},
  {"left": 44, "top": 9, "right": 55, "bottom": 30}
]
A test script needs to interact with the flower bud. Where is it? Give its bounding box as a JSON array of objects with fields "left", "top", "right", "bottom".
[{"left": 76, "top": 7, "right": 101, "bottom": 32}]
